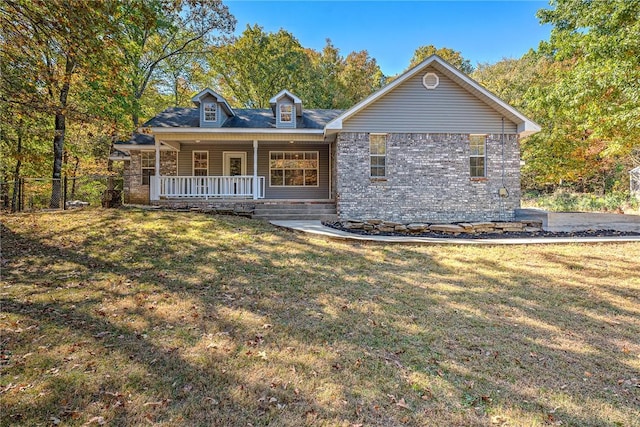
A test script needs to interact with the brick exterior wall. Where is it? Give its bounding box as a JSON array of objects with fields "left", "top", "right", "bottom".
[
  {"left": 335, "top": 132, "right": 521, "bottom": 223},
  {"left": 126, "top": 150, "right": 177, "bottom": 204}
]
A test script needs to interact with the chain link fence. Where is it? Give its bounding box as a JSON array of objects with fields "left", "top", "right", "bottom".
[{"left": 1, "top": 175, "right": 124, "bottom": 212}]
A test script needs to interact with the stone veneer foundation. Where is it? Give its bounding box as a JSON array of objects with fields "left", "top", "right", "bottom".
[
  {"left": 124, "top": 151, "right": 177, "bottom": 204},
  {"left": 335, "top": 132, "right": 521, "bottom": 223}
]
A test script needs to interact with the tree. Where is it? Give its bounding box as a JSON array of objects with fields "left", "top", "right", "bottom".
[
  {"left": 305, "top": 39, "right": 349, "bottom": 109},
  {"left": 209, "top": 24, "right": 313, "bottom": 108},
  {"left": 340, "top": 50, "right": 385, "bottom": 105},
  {"left": 1, "top": 0, "right": 124, "bottom": 207},
  {"left": 533, "top": 0, "right": 640, "bottom": 191},
  {"left": 408, "top": 45, "right": 474, "bottom": 74},
  {"left": 119, "top": 0, "right": 235, "bottom": 126}
]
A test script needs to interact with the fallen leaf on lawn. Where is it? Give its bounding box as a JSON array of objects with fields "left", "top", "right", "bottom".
[
  {"left": 84, "top": 416, "right": 106, "bottom": 425},
  {"left": 258, "top": 351, "right": 267, "bottom": 360},
  {"left": 261, "top": 323, "right": 273, "bottom": 329},
  {"left": 50, "top": 417, "right": 61, "bottom": 425},
  {"left": 491, "top": 415, "right": 509, "bottom": 425},
  {"left": 395, "top": 398, "right": 411, "bottom": 410},
  {"left": 203, "top": 397, "right": 219, "bottom": 405},
  {"left": 143, "top": 399, "right": 172, "bottom": 407}
]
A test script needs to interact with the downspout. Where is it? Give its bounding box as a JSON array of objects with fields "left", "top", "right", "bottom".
[
  {"left": 328, "top": 141, "right": 332, "bottom": 200},
  {"left": 498, "top": 118, "right": 508, "bottom": 220}
]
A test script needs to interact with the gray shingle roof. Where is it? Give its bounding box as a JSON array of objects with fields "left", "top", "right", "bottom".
[
  {"left": 142, "top": 107, "right": 342, "bottom": 129},
  {"left": 125, "top": 133, "right": 155, "bottom": 145},
  {"left": 117, "top": 107, "right": 343, "bottom": 146}
]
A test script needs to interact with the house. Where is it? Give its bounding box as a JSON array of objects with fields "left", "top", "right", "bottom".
[{"left": 113, "top": 55, "right": 540, "bottom": 223}]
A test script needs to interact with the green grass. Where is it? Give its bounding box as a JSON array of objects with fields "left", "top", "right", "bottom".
[
  {"left": 523, "top": 190, "right": 639, "bottom": 214},
  {"left": 1, "top": 208, "right": 639, "bottom": 426}
]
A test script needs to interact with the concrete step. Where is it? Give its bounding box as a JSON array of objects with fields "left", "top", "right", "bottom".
[
  {"left": 254, "top": 213, "right": 337, "bottom": 221},
  {"left": 252, "top": 202, "right": 336, "bottom": 220},
  {"left": 253, "top": 208, "right": 337, "bottom": 215},
  {"left": 256, "top": 203, "right": 336, "bottom": 210}
]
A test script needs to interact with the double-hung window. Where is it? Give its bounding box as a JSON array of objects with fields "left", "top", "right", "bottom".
[
  {"left": 270, "top": 151, "right": 318, "bottom": 186},
  {"left": 140, "top": 151, "right": 155, "bottom": 185},
  {"left": 469, "top": 135, "right": 486, "bottom": 178},
  {"left": 279, "top": 104, "right": 293, "bottom": 123},
  {"left": 204, "top": 102, "right": 217, "bottom": 122},
  {"left": 369, "top": 133, "right": 387, "bottom": 178},
  {"left": 193, "top": 151, "right": 208, "bottom": 176}
]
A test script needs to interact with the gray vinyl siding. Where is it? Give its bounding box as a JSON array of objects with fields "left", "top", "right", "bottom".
[
  {"left": 176, "top": 143, "right": 329, "bottom": 199},
  {"left": 342, "top": 66, "right": 518, "bottom": 134},
  {"left": 178, "top": 144, "right": 254, "bottom": 176}
]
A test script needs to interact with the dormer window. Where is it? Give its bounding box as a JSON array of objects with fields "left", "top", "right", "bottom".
[
  {"left": 203, "top": 102, "right": 217, "bottom": 122},
  {"left": 279, "top": 104, "right": 293, "bottom": 123}
]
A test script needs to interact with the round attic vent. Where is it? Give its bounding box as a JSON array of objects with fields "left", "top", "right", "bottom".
[{"left": 422, "top": 72, "right": 439, "bottom": 89}]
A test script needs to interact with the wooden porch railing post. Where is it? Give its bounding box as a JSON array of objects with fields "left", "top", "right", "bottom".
[{"left": 253, "top": 140, "right": 258, "bottom": 200}]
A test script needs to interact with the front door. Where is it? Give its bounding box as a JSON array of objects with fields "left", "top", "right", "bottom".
[
  {"left": 223, "top": 152, "right": 246, "bottom": 176},
  {"left": 222, "top": 152, "right": 247, "bottom": 195}
]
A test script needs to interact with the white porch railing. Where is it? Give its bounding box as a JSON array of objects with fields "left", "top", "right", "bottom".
[{"left": 155, "top": 176, "right": 265, "bottom": 199}]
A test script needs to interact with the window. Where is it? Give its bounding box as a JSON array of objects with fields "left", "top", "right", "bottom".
[
  {"left": 140, "top": 151, "right": 155, "bottom": 185},
  {"left": 269, "top": 151, "right": 318, "bottom": 187},
  {"left": 193, "top": 151, "right": 208, "bottom": 176},
  {"left": 204, "top": 102, "right": 217, "bottom": 122},
  {"left": 470, "top": 134, "right": 486, "bottom": 178},
  {"left": 369, "top": 134, "right": 387, "bottom": 178},
  {"left": 279, "top": 104, "right": 293, "bottom": 123}
]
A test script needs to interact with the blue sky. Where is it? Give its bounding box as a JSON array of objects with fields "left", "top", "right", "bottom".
[{"left": 225, "top": 1, "right": 552, "bottom": 76}]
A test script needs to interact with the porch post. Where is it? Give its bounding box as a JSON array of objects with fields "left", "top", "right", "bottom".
[
  {"left": 151, "top": 138, "right": 160, "bottom": 201},
  {"left": 253, "top": 140, "right": 258, "bottom": 200}
]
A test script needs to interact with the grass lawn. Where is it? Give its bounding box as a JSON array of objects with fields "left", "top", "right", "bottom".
[{"left": 1, "top": 208, "right": 639, "bottom": 426}]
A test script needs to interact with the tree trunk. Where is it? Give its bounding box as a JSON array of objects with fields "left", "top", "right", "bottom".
[
  {"left": 50, "top": 56, "right": 73, "bottom": 208},
  {"left": 50, "top": 112, "right": 66, "bottom": 208},
  {"left": 70, "top": 155, "right": 80, "bottom": 199},
  {"left": 11, "top": 121, "right": 23, "bottom": 212},
  {"left": 132, "top": 111, "right": 139, "bottom": 128}
]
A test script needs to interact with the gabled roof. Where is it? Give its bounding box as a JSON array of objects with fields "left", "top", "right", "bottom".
[
  {"left": 269, "top": 89, "right": 303, "bottom": 116},
  {"left": 325, "top": 55, "right": 541, "bottom": 137},
  {"left": 191, "top": 88, "right": 235, "bottom": 117}
]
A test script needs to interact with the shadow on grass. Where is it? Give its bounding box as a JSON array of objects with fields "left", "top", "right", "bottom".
[{"left": 1, "top": 209, "right": 639, "bottom": 426}]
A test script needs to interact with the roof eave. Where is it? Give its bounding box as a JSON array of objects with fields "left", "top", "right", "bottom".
[
  {"left": 517, "top": 121, "right": 542, "bottom": 138},
  {"left": 148, "top": 127, "right": 324, "bottom": 134}
]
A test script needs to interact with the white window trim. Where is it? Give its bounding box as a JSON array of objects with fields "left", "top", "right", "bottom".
[
  {"left": 469, "top": 134, "right": 487, "bottom": 178},
  {"left": 140, "top": 150, "right": 155, "bottom": 185},
  {"left": 222, "top": 152, "right": 247, "bottom": 176},
  {"left": 269, "top": 151, "right": 320, "bottom": 187},
  {"left": 203, "top": 102, "right": 217, "bottom": 122},
  {"left": 279, "top": 103, "right": 293, "bottom": 124},
  {"left": 193, "top": 150, "right": 209, "bottom": 176},
  {"left": 369, "top": 133, "right": 387, "bottom": 178}
]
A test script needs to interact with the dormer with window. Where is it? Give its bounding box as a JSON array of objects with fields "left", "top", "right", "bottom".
[
  {"left": 269, "top": 90, "right": 302, "bottom": 129},
  {"left": 191, "top": 88, "right": 234, "bottom": 128}
]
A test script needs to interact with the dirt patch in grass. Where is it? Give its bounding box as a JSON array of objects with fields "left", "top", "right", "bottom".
[{"left": 1, "top": 208, "right": 639, "bottom": 426}]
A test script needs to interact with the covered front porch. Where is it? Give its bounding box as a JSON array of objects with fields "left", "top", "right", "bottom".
[{"left": 139, "top": 129, "right": 335, "bottom": 203}]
